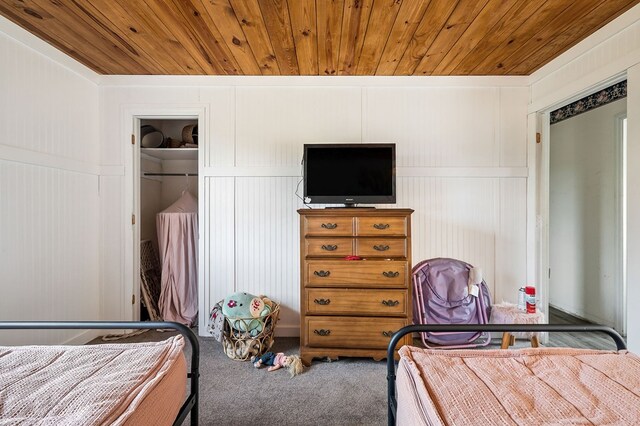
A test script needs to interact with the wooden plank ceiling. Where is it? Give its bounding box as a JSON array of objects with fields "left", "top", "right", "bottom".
[{"left": 0, "top": 0, "right": 638, "bottom": 76}]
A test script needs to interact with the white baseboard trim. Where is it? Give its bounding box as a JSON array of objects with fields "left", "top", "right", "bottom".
[
  {"left": 62, "top": 329, "right": 103, "bottom": 345},
  {"left": 274, "top": 325, "right": 300, "bottom": 337}
]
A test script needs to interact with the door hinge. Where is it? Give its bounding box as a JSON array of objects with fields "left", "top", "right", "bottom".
[
  {"left": 131, "top": 134, "right": 135, "bottom": 145},
  {"left": 132, "top": 294, "right": 135, "bottom": 305},
  {"left": 536, "top": 132, "right": 541, "bottom": 144},
  {"left": 131, "top": 214, "right": 136, "bottom": 225},
  {"left": 548, "top": 268, "right": 551, "bottom": 279}
]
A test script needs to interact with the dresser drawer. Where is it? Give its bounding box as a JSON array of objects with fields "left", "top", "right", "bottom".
[
  {"left": 305, "top": 238, "right": 353, "bottom": 257},
  {"left": 304, "top": 216, "right": 353, "bottom": 236},
  {"left": 356, "top": 217, "right": 407, "bottom": 236},
  {"left": 306, "top": 289, "right": 407, "bottom": 316},
  {"left": 355, "top": 238, "right": 407, "bottom": 258},
  {"left": 305, "top": 260, "right": 408, "bottom": 287},
  {"left": 306, "top": 317, "right": 408, "bottom": 349}
]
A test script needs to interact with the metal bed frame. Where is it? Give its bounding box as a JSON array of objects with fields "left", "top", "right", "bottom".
[
  {"left": 386, "top": 324, "right": 627, "bottom": 426},
  {"left": 0, "top": 321, "right": 199, "bottom": 426}
]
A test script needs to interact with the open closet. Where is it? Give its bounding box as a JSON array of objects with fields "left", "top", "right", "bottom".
[{"left": 138, "top": 118, "right": 199, "bottom": 327}]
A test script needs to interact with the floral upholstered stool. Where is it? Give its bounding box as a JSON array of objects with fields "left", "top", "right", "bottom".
[{"left": 490, "top": 302, "right": 545, "bottom": 349}]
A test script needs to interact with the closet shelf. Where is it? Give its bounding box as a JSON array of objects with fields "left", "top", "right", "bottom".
[{"left": 141, "top": 148, "right": 197, "bottom": 161}]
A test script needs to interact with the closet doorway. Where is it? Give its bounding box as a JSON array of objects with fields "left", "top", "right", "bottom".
[{"left": 128, "top": 111, "right": 204, "bottom": 330}]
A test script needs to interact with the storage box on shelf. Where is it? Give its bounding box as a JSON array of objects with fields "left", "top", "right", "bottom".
[{"left": 298, "top": 208, "right": 414, "bottom": 365}]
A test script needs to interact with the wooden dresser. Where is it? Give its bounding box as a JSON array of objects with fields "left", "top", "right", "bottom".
[{"left": 298, "top": 208, "right": 413, "bottom": 364}]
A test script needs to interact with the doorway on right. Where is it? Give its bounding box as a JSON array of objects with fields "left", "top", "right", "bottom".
[{"left": 549, "top": 86, "right": 627, "bottom": 337}]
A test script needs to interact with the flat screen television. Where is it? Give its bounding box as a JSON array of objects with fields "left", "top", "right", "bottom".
[{"left": 303, "top": 143, "right": 396, "bottom": 206}]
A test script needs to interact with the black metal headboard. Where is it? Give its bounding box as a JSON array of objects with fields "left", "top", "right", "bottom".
[
  {"left": 0, "top": 321, "right": 199, "bottom": 426},
  {"left": 386, "top": 324, "right": 626, "bottom": 426}
]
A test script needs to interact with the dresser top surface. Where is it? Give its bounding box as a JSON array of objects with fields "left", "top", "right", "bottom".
[{"left": 298, "top": 208, "right": 414, "bottom": 216}]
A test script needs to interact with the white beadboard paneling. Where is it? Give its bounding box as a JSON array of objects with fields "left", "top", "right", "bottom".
[
  {"left": 200, "top": 88, "right": 235, "bottom": 168},
  {"left": 206, "top": 177, "right": 236, "bottom": 314},
  {"left": 364, "top": 87, "right": 499, "bottom": 167},
  {"left": 495, "top": 178, "right": 527, "bottom": 304},
  {"left": 234, "top": 177, "right": 302, "bottom": 335},
  {"left": 397, "top": 177, "right": 498, "bottom": 296},
  {"left": 499, "top": 88, "right": 528, "bottom": 167},
  {"left": 235, "top": 87, "right": 362, "bottom": 167},
  {"left": 0, "top": 31, "right": 98, "bottom": 165},
  {"left": 0, "top": 161, "right": 99, "bottom": 345},
  {"left": 99, "top": 176, "right": 125, "bottom": 321},
  {"left": 0, "top": 26, "right": 100, "bottom": 345}
]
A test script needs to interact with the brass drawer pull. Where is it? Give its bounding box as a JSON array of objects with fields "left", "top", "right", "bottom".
[
  {"left": 373, "top": 244, "right": 390, "bottom": 251},
  {"left": 382, "top": 300, "right": 400, "bottom": 307},
  {"left": 314, "top": 298, "right": 331, "bottom": 305},
  {"left": 382, "top": 330, "right": 395, "bottom": 337},
  {"left": 373, "top": 223, "right": 390, "bottom": 230},
  {"left": 314, "top": 270, "right": 331, "bottom": 277},
  {"left": 321, "top": 244, "right": 338, "bottom": 251},
  {"left": 382, "top": 271, "right": 400, "bottom": 278},
  {"left": 314, "top": 329, "right": 331, "bottom": 336},
  {"left": 321, "top": 223, "right": 338, "bottom": 229}
]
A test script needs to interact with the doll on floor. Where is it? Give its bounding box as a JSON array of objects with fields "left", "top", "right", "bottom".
[{"left": 251, "top": 352, "right": 304, "bottom": 377}]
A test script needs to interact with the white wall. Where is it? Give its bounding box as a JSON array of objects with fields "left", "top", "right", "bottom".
[
  {"left": 549, "top": 99, "right": 626, "bottom": 326},
  {"left": 529, "top": 3, "right": 640, "bottom": 350},
  {"left": 0, "top": 18, "right": 100, "bottom": 344},
  {"left": 99, "top": 78, "right": 530, "bottom": 336}
]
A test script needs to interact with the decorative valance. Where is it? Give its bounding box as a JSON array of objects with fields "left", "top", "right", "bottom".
[{"left": 550, "top": 80, "right": 627, "bottom": 124}]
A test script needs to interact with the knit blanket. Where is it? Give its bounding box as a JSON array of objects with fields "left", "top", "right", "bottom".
[
  {"left": 397, "top": 345, "right": 640, "bottom": 425},
  {"left": 0, "top": 336, "right": 185, "bottom": 425}
]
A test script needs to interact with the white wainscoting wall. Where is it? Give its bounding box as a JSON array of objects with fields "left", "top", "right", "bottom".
[
  {"left": 0, "top": 18, "right": 101, "bottom": 344},
  {"left": 99, "top": 78, "right": 529, "bottom": 336}
]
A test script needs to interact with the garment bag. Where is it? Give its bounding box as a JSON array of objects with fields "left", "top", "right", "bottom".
[{"left": 157, "top": 191, "right": 198, "bottom": 326}]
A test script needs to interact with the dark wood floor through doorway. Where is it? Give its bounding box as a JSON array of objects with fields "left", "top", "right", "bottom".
[{"left": 546, "top": 305, "right": 625, "bottom": 350}]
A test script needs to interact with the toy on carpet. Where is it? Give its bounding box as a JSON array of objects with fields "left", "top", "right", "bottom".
[{"left": 251, "top": 352, "right": 304, "bottom": 377}]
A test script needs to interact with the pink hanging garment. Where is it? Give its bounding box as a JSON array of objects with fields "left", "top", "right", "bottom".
[{"left": 157, "top": 191, "right": 198, "bottom": 326}]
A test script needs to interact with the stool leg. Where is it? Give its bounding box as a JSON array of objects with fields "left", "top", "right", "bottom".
[
  {"left": 530, "top": 335, "right": 540, "bottom": 348},
  {"left": 501, "top": 332, "right": 512, "bottom": 349}
]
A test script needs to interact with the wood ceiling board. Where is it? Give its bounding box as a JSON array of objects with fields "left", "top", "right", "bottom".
[
  {"left": 508, "top": 0, "right": 639, "bottom": 75},
  {"left": 142, "top": 0, "right": 222, "bottom": 74},
  {"left": 81, "top": 0, "right": 178, "bottom": 74},
  {"left": 230, "top": 0, "right": 280, "bottom": 74},
  {"left": 1, "top": 0, "right": 140, "bottom": 74},
  {"left": 115, "top": 0, "right": 207, "bottom": 74},
  {"left": 413, "top": 0, "right": 490, "bottom": 75},
  {"left": 0, "top": 2, "right": 107, "bottom": 73},
  {"left": 451, "top": 0, "right": 550, "bottom": 75},
  {"left": 355, "top": 0, "right": 402, "bottom": 75},
  {"left": 201, "top": 0, "right": 262, "bottom": 75},
  {"left": 394, "top": 0, "right": 458, "bottom": 76},
  {"left": 258, "top": 0, "right": 299, "bottom": 75},
  {"left": 288, "top": 0, "right": 318, "bottom": 75},
  {"left": 169, "top": 0, "right": 241, "bottom": 75},
  {"left": 316, "top": 0, "right": 344, "bottom": 75},
  {"left": 486, "top": 0, "right": 603, "bottom": 75},
  {"left": 1, "top": 0, "right": 638, "bottom": 75},
  {"left": 432, "top": 0, "right": 523, "bottom": 75},
  {"left": 337, "top": 0, "right": 373, "bottom": 75},
  {"left": 375, "top": 0, "right": 431, "bottom": 76}
]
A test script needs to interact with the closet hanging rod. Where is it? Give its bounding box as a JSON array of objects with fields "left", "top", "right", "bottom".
[{"left": 143, "top": 173, "right": 198, "bottom": 176}]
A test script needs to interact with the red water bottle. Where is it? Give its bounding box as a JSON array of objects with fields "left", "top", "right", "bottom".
[{"left": 525, "top": 286, "right": 536, "bottom": 313}]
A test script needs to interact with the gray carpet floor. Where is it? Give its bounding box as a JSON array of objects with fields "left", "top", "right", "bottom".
[{"left": 89, "top": 321, "right": 621, "bottom": 426}]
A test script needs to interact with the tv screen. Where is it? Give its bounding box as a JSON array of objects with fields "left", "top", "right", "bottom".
[{"left": 303, "top": 143, "right": 396, "bottom": 206}]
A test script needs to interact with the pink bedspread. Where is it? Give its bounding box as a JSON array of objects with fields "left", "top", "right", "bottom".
[
  {"left": 397, "top": 346, "right": 640, "bottom": 425},
  {"left": 0, "top": 336, "right": 185, "bottom": 425}
]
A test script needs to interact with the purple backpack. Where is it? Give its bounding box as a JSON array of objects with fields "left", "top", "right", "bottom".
[{"left": 412, "top": 258, "right": 492, "bottom": 348}]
